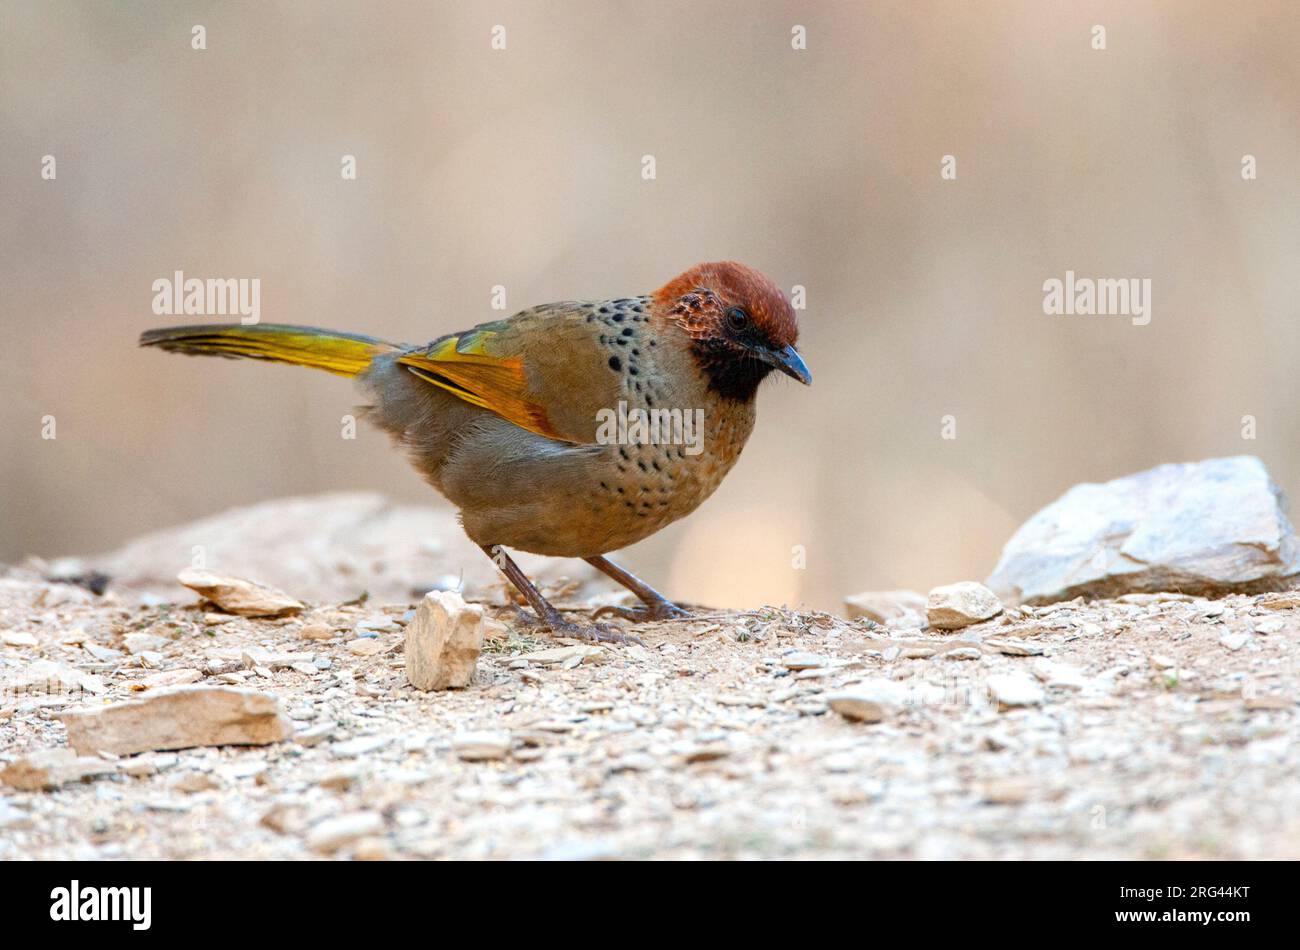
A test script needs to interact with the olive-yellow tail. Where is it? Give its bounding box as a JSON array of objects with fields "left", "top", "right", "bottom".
[{"left": 138, "top": 323, "right": 395, "bottom": 378}]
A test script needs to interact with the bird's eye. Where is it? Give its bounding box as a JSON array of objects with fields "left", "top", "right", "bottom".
[{"left": 725, "top": 307, "right": 750, "bottom": 333}]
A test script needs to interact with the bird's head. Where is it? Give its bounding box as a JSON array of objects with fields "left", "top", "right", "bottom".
[{"left": 655, "top": 261, "right": 811, "bottom": 401}]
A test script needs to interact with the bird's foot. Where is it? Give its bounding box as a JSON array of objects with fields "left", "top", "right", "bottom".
[
  {"left": 548, "top": 616, "right": 644, "bottom": 646},
  {"left": 591, "top": 600, "right": 691, "bottom": 623},
  {"left": 512, "top": 605, "right": 644, "bottom": 646}
]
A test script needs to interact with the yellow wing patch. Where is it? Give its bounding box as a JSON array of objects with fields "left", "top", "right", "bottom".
[{"left": 397, "top": 332, "right": 562, "bottom": 440}]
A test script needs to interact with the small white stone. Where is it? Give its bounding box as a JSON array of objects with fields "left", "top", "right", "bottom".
[
  {"left": 843, "top": 589, "right": 927, "bottom": 625},
  {"left": 307, "top": 812, "right": 384, "bottom": 854},
  {"left": 177, "top": 568, "right": 303, "bottom": 618},
  {"left": 1220, "top": 632, "right": 1250, "bottom": 652},
  {"left": 824, "top": 680, "right": 907, "bottom": 723},
  {"left": 987, "top": 673, "right": 1045, "bottom": 708},
  {"left": 452, "top": 731, "right": 511, "bottom": 761},
  {"left": 926, "top": 581, "right": 1003, "bottom": 630},
  {"left": 58, "top": 686, "right": 292, "bottom": 756},
  {"left": 123, "top": 632, "right": 171, "bottom": 655},
  {"left": 405, "top": 590, "right": 484, "bottom": 691},
  {"left": 516, "top": 645, "right": 604, "bottom": 666},
  {"left": 330, "top": 734, "right": 393, "bottom": 758},
  {"left": 1031, "top": 658, "right": 1089, "bottom": 690},
  {"left": 781, "top": 651, "right": 827, "bottom": 670}
]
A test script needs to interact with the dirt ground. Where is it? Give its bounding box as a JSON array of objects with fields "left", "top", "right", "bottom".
[{"left": 1, "top": 573, "right": 1298, "bottom": 860}]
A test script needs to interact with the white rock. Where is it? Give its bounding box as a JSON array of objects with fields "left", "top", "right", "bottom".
[
  {"left": 1220, "top": 632, "right": 1250, "bottom": 652},
  {"left": 926, "top": 581, "right": 1003, "bottom": 630},
  {"left": 987, "top": 673, "right": 1045, "bottom": 708},
  {"left": 307, "top": 812, "right": 384, "bottom": 854},
  {"left": 3, "top": 660, "right": 104, "bottom": 696},
  {"left": 59, "top": 686, "right": 292, "bottom": 756},
  {"left": 825, "top": 680, "right": 908, "bottom": 723},
  {"left": 240, "top": 648, "right": 312, "bottom": 670},
  {"left": 1, "top": 631, "right": 38, "bottom": 647},
  {"left": 0, "top": 749, "right": 117, "bottom": 791},
  {"left": 123, "top": 632, "right": 171, "bottom": 655},
  {"left": 330, "top": 734, "right": 393, "bottom": 758},
  {"left": 1031, "top": 658, "right": 1089, "bottom": 690},
  {"left": 405, "top": 590, "right": 485, "bottom": 691},
  {"left": 294, "top": 723, "right": 336, "bottom": 747},
  {"left": 452, "top": 731, "right": 511, "bottom": 761},
  {"left": 177, "top": 567, "right": 304, "bottom": 617},
  {"left": 516, "top": 644, "right": 604, "bottom": 666},
  {"left": 843, "top": 589, "right": 927, "bottom": 627},
  {"left": 298, "top": 622, "right": 335, "bottom": 640},
  {"left": 781, "top": 651, "right": 828, "bottom": 670},
  {"left": 987, "top": 457, "right": 1300, "bottom": 604},
  {"left": 1254, "top": 618, "right": 1284, "bottom": 635},
  {"left": 140, "top": 668, "right": 203, "bottom": 688}
]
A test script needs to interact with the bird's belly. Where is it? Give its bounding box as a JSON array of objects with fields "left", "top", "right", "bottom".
[{"left": 446, "top": 412, "right": 752, "bottom": 558}]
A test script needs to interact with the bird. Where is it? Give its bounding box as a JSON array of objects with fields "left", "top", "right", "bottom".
[{"left": 140, "top": 261, "right": 810, "bottom": 643}]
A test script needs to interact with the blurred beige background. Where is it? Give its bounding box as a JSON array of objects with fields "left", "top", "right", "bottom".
[{"left": 2, "top": 1, "right": 1298, "bottom": 612}]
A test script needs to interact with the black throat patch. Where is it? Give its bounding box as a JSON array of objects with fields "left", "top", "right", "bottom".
[{"left": 691, "top": 338, "right": 773, "bottom": 402}]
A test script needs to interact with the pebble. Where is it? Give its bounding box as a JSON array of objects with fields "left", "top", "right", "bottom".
[
  {"left": 781, "top": 651, "right": 828, "bottom": 670},
  {"left": 404, "top": 590, "right": 484, "bottom": 691},
  {"left": 124, "top": 632, "right": 171, "bottom": 655},
  {"left": 825, "top": 680, "right": 907, "bottom": 723},
  {"left": 58, "top": 686, "right": 293, "bottom": 756},
  {"left": 307, "top": 812, "right": 384, "bottom": 854},
  {"left": 0, "top": 750, "right": 117, "bottom": 791},
  {"left": 516, "top": 645, "right": 604, "bottom": 666},
  {"left": 1220, "top": 632, "right": 1250, "bottom": 652},
  {"left": 452, "top": 732, "right": 512, "bottom": 761},
  {"left": 83, "top": 643, "right": 123, "bottom": 662},
  {"left": 330, "top": 734, "right": 393, "bottom": 758},
  {"left": 926, "top": 581, "right": 1004, "bottom": 630},
  {"left": 987, "top": 673, "right": 1046, "bottom": 709},
  {"left": 355, "top": 615, "right": 400, "bottom": 634}
]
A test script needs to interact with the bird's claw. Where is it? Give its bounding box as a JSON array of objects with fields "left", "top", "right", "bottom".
[
  {"left": 513, "top": 605, "right": 644, "bottom": 646},
  {"left": 548, "top": 617, "right": 644, "bottom": 646},
  {"left": 591, "top": 601, "right": 691, "bottom": 623}
]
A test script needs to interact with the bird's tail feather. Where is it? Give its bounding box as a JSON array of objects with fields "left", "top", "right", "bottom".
[{"left": 139, "top": 323, "right": 395, "bottom": 378}]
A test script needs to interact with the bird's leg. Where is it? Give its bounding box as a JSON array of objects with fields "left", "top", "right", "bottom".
[
  {"left": 479, "top": 544, "right": 643, "bottom": 646},
  {"left": 584, "top": 555, "right": 690, "bottom": 622}
]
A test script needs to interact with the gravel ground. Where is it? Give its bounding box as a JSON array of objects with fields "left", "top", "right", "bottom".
[{"left": 2, "top": 574, "right": 1298, "bottom": 860}]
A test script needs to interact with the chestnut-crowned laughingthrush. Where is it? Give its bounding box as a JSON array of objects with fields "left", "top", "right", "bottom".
[{"left": 141, "top": 261, "right": 811, "bottom": 642}]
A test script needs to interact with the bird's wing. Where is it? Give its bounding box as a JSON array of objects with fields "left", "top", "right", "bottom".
[{"left": 396, "top": 304, "right": 622, "bottom": 444}]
